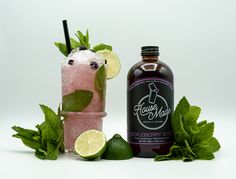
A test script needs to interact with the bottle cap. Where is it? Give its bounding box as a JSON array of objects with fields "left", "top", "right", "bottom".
[{"left": 141, "top": 46, "right": 159, "bottom": 56}]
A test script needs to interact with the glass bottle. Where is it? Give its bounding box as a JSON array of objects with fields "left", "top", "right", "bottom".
[{"left": 127, "top": 46, "right": 174, "bottom": 157}]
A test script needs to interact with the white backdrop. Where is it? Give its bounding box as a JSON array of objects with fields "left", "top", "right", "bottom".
[
  {"left": 0, "top": 0, "right": 236, "bottom": 118},
  {"left": 1, "top": 1, "right": 236, "bottom": 179}
]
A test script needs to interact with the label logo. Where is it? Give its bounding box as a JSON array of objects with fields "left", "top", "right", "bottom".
[{"left": 133, "top": 83, "right": 171, "bottom": 130}]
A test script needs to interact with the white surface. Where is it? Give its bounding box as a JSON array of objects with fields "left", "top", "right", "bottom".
[{"left": 1, "top": 113, "right": 235, "bottom": 179}]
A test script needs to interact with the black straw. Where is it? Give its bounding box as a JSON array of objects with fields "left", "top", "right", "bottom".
[{"left": 62, "top": 20, "right": 72, "bottom": 54}]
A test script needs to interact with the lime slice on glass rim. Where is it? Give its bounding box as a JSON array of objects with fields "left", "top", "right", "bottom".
[
  {"left": 74, "top": 130, "right": 107, "bottom": 160},
  {"left": 96, "top": 49, "right": 121, "bottom": 79}
]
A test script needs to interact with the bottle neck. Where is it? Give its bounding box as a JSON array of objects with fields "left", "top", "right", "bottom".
[{"left": 142, "top": 55, "right": 159, "bottom": 62}]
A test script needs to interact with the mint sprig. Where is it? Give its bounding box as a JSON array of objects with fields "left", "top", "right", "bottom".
[
  {"left": 75, "top": 30, "right": 90, "bottom": 49},
  {"left": 155, "top": 97, "right": 220, "bottom": 162},
  {"left": 55, "top": 29, "right": 112, "bottom": 56},
  {"left": 12, "top": 104, "right": 64, "bottom": 160}
]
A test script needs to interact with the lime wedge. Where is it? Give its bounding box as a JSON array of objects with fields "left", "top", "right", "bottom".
[
  {"left": 74, "top": 130, "right": 107, "bottom": 160},
  {"left": 96, "top": 50, "right": 121, "bottom": 79}
]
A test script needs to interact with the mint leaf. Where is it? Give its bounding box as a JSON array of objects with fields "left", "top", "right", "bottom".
[
  {"left": 184, "top": 140, "right": 195, "bottom": 157},
  {"left": 169, "top": 145, "right": 184, "bottom": 160},
  {"left": 194, "top": 122, "right": 214, "bottom": 143},
  {"left": 183, "top": 106, "right": 201, "bottom": 127},
  {"left": 181, "top": 106, "right": 201, "bottom": 144},
  {"left": 70, "top": 38, "right": 80, "bottom": 49},
  {"left": 54, "top": 42, "right": 68, "bottom": 56},
  {"left": 171, "top": 97, "right": 191, "bottom": 144},
  {"left": 41, "top": 128, "right": 56, "bottom": 145},
  {"left": 197, "top": 120, "right": 207, "bottom": 128},
  {"left": 12, "top": 126, "right": 39, "bottom": 138},
  {"left": 182, "top": 140, "right": 196, "bottom": 161},
  {"left": 13, "top": 134, "right": 43, "bottom": 150},
  {"left": 36, "top": 122, "right": 46, "bottom": 135},
  {"left": 55, "top": 39, "right": 79, "bottom": 56},
  {"left": 191, "top": 136, "right": 220, "bottom": 159},
  {"left": 62, "top": 90, "right": 93, "bottom": 112},
  {"left": 94, "top": 65, "right": 106, "bottom": 100},
  {"left": 155, "top": 145, "right": 183, "bottom": 161},
  {"left": 154, "top": 154, "right": 172, "bottom": 161},
  {"left": 86, "top": 29, "right": 89, "bottom": 48},
  {"left": 76, "top": 30, "right": 84, "bottom": 40},
  {"left": 40, "top": 104, "right": 62, "bottom": 136},
  {"left": 35, "top": 149, "right": 47, "bottom": 159},
  {"left": 192, "top": 144, "right": 215, "bottom": 160},
  {"left": 46, "top": 143, "right": 58, "bottom": 160},
  {"left": 174, "top": 96, "right": 190, "bottom": 115},
  {"left": 207, "top": 137, "right": 221, "bottom": 153},
  {"left": 12, "top": 126, "right": 42, "bottom": 150},
  {"left": 92, "top": 43, "right": 112, "bottom": 52},
  {"left": 155, "top": 141, "right": 197, "bottom": 162}
]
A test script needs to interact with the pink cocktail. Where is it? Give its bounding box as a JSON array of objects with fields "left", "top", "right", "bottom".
[{"left": 61, "top": 49, "right": 106, "bottom": 155}]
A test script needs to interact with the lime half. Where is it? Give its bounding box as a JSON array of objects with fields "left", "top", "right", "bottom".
[
  {"left": 74, "top": 130, "right": 107, "bottom": 160},
  {"left": 96, "top": 50, "right": 121, "bottom": 79}
]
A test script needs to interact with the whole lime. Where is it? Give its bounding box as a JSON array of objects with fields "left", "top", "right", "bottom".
[{"left": 102, "top": 134, "right": 133, "bottom": 160}]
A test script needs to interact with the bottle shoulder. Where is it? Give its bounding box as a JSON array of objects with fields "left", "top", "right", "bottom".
[{"left": 127, "top": 60, "right": 173, "bottom": 84}]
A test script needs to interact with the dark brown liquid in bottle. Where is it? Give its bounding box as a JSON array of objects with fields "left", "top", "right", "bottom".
[{"left": 127, "top": 46, "right": 174, "bottom": 158}]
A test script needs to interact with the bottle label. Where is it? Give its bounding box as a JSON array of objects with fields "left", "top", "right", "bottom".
[{"left": 128, "top": 78, "right": 174, "bottom": 145}]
